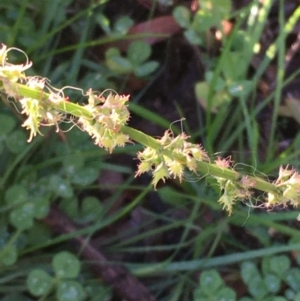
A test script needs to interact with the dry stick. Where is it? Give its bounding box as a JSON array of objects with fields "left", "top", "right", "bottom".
[
  {"left": 285, "top": 32, "right": 300, "bottom": 70},
  {"left": 43, "top": 205, "right": 157, "bottom": 301}
]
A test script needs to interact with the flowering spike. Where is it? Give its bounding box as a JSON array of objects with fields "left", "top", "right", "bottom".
[{"left": 4, "top": 44, "right": 300, "bottom": 217}]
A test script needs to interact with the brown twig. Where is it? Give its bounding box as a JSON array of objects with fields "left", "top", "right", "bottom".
[
  {"left": 43, "top": 205, "right": 157, "bottom": 301},
  {"left": 285, "top": 32, "right": 300, "bottom": 70}
]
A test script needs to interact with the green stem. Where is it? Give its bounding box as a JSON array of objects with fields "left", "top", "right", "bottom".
[
  {"left": 122, "top": 127, "right": 278, "bottom": 194},
  {"left": 6, "top": 81, "right": 280, "bottom": 195},
  {"left": 121, "top": 126, "right": 160, "bottom": 149}
]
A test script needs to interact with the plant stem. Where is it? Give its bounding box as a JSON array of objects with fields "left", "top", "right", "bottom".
[{"left": 6, "top": 81, "right": 281, "bottom": 196}]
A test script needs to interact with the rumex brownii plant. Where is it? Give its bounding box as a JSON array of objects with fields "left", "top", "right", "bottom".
[{"left": 1, "top": 44, "right": 300, "bottom": 216}]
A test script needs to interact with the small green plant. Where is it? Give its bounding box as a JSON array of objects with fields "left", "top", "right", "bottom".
[
  {"left": 193, "top": 255, "right": 300, "bottom": 301},
  {"left": 1, "top": 44, "right": 300, "bottom": 216},
  {"left": 194, "top": 269, "right": 236, "bottom": 301},
  {"left": 173, "top": 0, "right": 231, "bottom": 46},
  {"left": 240, "top": 255, "right": 300, "bottom": 301},
  {"left": 105, "top": 40, "right": 159, "bottom": 77},
  {"left": 27, "top": 251, "right": 84, "bottom": 301},
  {"left": 96, "top": 15, "right": 134, "bottom": 37}
]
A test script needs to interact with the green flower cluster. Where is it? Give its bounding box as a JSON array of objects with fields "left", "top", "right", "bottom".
[
  {"left": 0, "top": 44, "right": 30, "bottom": 85},
  {"left": 20, "top": 78, "right": 65, "bottom": 142},
  {"left": 213, "top": 157, "right": 255, "bottom": 215},
  {"left": 0, "top": 44, "right": 130, "bottom": 152},
  {"left": 267, "top": 166, "right": 300, "bottom": 208},
  {"left": 79, "top": 90, "right": 130, "bottom": 153},
  {"left": 136, "top": 130, "right": 208, "bottom": 188},
  {"left": 0, "top": 44, "right": 64, "bottom": 142}
]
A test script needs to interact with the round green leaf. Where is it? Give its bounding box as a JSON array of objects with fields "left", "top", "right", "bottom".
[
  {"left": 113, "top": 16, "right": 133, "bottom": 36},
  {"left": 246, "top": 277, "right": 268, "bottom": 299},
  {"left": 285, "top": 289, "right": 295, "bottom": 300},
  {"left": 241, "top": 262, "right": 261, "bottom": 284},
  {"left": 284, "top": 268, "right": 300, "bottom": 292},
  {"left": 269, "top": 255, "right": 290, "bottom": 275},
  {"left": 134, "top": 61, "right": 159, "bottom": 77},
  {"left": 295, "top": 292, "right": 300, "bottom": 301},
  {"left": 52, "top": 251, "right": 81, "bottom": 278},
  {"left": 27, "top": 269, "right": 53, "bottom": 296},
  {"left": 105, "top": 47, "right": 121, "bottom": 59},
  {"left": 60, "top": 197, "right": 78, "bottom": 219},
  {"left": 173, "top": 6, "right": 191, "bottom": 28},
  {"left": 184, "top": 28, "right": 202, "bottom": 45},
  {"left": 214, "top": 287, "right": 236, "bottom": 301},
  {"left": 200, "top": 270, "right": 223, "bottom": 295},
  {"left": 195, "top": 81, "right": 230, "bottom": 112},
  {"left": 5, "top": 129, "right": 27, "bottom": 153},
  {"left": 0, "top": 244, "right": 17, "bottom": 266},
  {"left": 106, "top": 56, "right": 132, "bottom": 73},
  {"left": 9, "top": 203, "right": 34, "bottom": 230},
  {"left": 0, "top": 114, "right": 16, "bottom": 136},
  {"left": 264, "top": 273, "right": 281, "bottom": 294},
  {"left": 260, "top": 257, "right": 272, "bottom": 273},
  {"left": 56, "top": 280, "right": 84, "bottom": 301},
  {"left": 31, "top": 196, "right": 50, "bottom": 219},
  {"left": 17, "top": 165, "right": 37, "bottom": 187},
  {"left": 64, "top": 154, "right": 84, "bottom": 176},
  {"left": 34, "top": 177, "right": 52, "bottom": 196},
  {"left": 127, "top": 41, "right": 151, "bottom": 65},
  {"left": 71, "top": 167, "right": 99, "bottom": 186},
  {"left": 209, "top": 0, "right": 231, "bottom": 19},
  {"left": 193, "top": 10, "right": 216, "bottom": 32},
  {"left": 5, "top": 184, "right": 28, "bottom": 205},
  {"left": 204, "top": 71, "right": 226, "bottom": 91},
  {"left": 221, "top": 52, "right": 245, "bottom": 79},
  {"left": 231, "top": 30, "right": 249, "bottom": 52},
  {"left": 49, "top": 175, "right": 73, "bottom": 198},
  {"left": 78, "top": 196, "right": 103, "bottom": 223}
]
